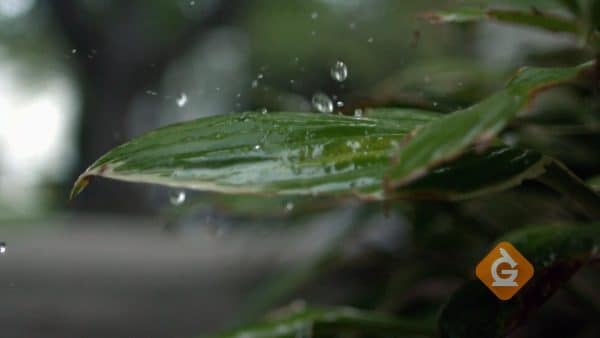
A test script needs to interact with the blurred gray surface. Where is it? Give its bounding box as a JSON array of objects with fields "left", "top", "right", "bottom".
[{"left": 0, "top": 213, "right": 343, "bottom": 338}]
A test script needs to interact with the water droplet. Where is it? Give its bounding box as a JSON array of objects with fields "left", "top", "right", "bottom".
[
  {"left": 354, "top": 108, "right": 363, "bottom": 117},
  {"left": 311, "top": 92, "right": 333, "bottom": 114},
  {"left": 254, "top": 144, "right": 261, "bottom": 150},
  {"left": 251, "top": 80, "right": 259, "bottom": 88},
  {"left": 336, "top": 100, "right": 344, "bottom": 107},
  {"left": 257, "top": 73, "right": 264, "bottom": 79},
  {"left": 0, "top": 242, "right": 6, "bottom": 255},
  {"left": 367, "top": 37, "right": 374, "bottom": 43},
  {"left": 330, "top": 60, "right": 348, "bottom": 82},
  {"left": 189, "top": 0, "right": 196, "bottom": 5},
  {"left": 289, "top": 79, "right": 295, "bottom": 85},
  {"left": 260, "top": 107, "right": 268, "bottom": 114},
  {"left": 432, "top": 101, "right": 438, "bottom": 107},
  {"left": 310, "top": 12, "right": 319, "bottom": 20},
  {"left": 285, "top": 202, "right": 294, "bottom": 212},
  {"left": 145, "top": 90, "right": 158, "bottom": 96},
  {"left": 71, "top": 49, "right": 77, "bottom": 54},
  {"left": 176, "top": 93, "right": 188, "bottom": 107},
  {"left": 169, "top": 189, "right": 186, "bottom": 206}
]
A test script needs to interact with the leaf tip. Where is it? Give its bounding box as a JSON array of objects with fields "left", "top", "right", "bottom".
[{"left": 69, "top": 175, "right": 91, "bottom": 201}]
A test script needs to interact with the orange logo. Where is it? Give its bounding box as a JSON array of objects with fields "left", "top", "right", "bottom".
[{"left": 476, "top": 241, "right": 534, "bottom": 300}]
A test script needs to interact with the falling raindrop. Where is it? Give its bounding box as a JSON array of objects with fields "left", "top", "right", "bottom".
[
  {"left": 354, "top": 108, "right": 363, "bottom": 117},
  {"left": 254, "top": 144, "right": 262, "bottom": 150},
  {"left": 330, "top": 60, "right": 348, "bottom": 82},
  {"left": 176, "top": 93, "right": 188, "bottom": 107},
  {"left": 71, "top": 49, "right": 77, "bottom": 54},
  {"left": 257, "top": 73, "right": 264, "bottom": 79},
  {"left": 260, "top": 107, "right": 268, "bottom": 114},
  {"left": 251, "top": 80, "right": 259, "bottom": 88},
  {"left": 285, "top": 202, "right": 294, "bottom": 212},
  {"left": 310, "top": 12, "right": 319, "bottom": 20},
  {"left": 311, "top": 92, "right": 333, "bottom": 114},
  {"left": 145, "top": 90, "right": 158, "bottom": 96},
  {"left": 0, "top": 242, "right": 6, "bottom": 255},
  {"left": 169, "top": 189, "right": 186, "bottom": 206},
  {"left": 367, "top": 37, "right": 374, "bottom": 43},
  {"left": 336, "top": 100, "right": 344, "bottom": 108}
]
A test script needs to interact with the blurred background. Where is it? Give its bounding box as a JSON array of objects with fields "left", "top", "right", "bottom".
[{"left": 0, "top": 0, "right": 598, "bottom": 337}]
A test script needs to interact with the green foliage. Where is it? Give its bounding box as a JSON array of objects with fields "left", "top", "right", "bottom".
[
  {"left": 205, "top": 305, "right": 434, "bottom": 338},
  {"left": 440, "top": 224, "right": 599, "bottom": 338},
  {"left": 72, "top": 1, "right": 600, "bottom": 337}
]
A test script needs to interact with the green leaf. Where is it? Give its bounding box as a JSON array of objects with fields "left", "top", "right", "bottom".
[
  {"left": 71, "top": 109, "right": 582, "bottom": 203},
  {"left": 205, "top": 306, "right": 434, "bottom": 338},
  {"left": 439, "top": 224, "right": 600, "bottom": 338},
  {"left": 421, "top": 7, "right": 580, "bottom": 34},
  {"left": 71, "top": 109, "right": 437, "bottom": 200},
  {"left": 386, "top": 61, "right": 594, "bottom": 187}
]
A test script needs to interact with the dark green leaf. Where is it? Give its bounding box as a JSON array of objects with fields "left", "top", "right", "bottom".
[
  {"left": 205, "top": 305, "right": 434, "bottom": 338},
  {"left": 439, "top": 224, "right": 600, "bottom": 338}
]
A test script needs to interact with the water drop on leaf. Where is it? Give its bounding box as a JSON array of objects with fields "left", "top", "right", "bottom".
[{"left": 311, "top": 92, "right": 333, "bottom": 114}]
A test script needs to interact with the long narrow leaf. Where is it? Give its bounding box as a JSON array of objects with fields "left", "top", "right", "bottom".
[
  {"left": 439, "top": 224, "right": 600, "bottom": 338},
  {"left": 71, "top": 110, "right": 580, "bottom": 202},
  {"left": 386, "top": 61, "right": 594, "bottom": 187},
  {"left": 205, "top": 306, "right": 434, "bottom": 338}
]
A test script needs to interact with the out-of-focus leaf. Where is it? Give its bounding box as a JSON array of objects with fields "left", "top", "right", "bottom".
[
  {"left": 386, "top": 61, "right": 594, "bottom": 187},
  {"left": 206, "top": 306, "right": 434, "bottom": 338},
  {"left": 421, "top": 7, "right": 579, "bottom": 34},
  {"left": 372, "top": 59, "right": 507, "bottom": 109},
  {"left": 439, "top": 224, "right": 600, "bottom": 338},
  {"left": 587, "top": 175, "right": 600, "bottom": 191},
  {"left": 537, "top": 161, "right": 600, "bottom": 218},
  {"left": 71, "top": 109, "right": 586, "bottom": 203},
  {"left": 557, "top": 0, "right": 581, "bottom": 16}
]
